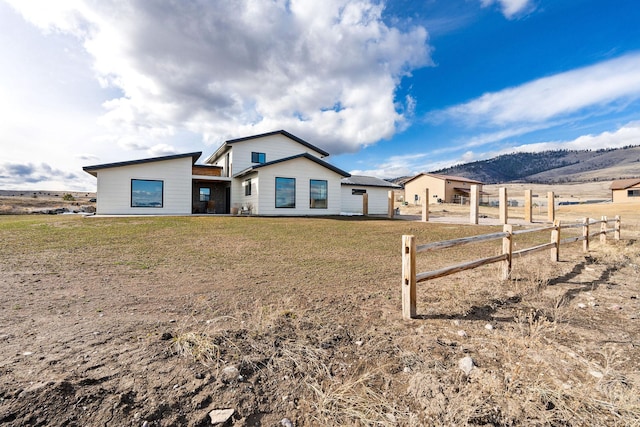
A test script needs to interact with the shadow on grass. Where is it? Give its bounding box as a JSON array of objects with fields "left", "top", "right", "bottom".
[{"left": 413, "top": 257, "right": 621, "bottom": 321}]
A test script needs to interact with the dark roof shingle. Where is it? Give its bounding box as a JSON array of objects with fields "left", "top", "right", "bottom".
[{"left": 341, "top": 175, "right": 401, "bottom": 188}]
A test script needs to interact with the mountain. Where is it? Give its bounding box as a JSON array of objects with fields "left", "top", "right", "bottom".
[{"left": 431, "top": 146, "right": 640, "bottom": 184}]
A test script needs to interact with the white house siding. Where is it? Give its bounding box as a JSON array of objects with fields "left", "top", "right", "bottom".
[
  {"left": 253, "top": 158, "right": 343, "bottom": 215},
  {"left": 225, "top": 134, "right": 327, "bottom": 177},
  {"left": 210, "top": 149, "right": 233, "bottom": 177},
  {"left": 235, "top": 171, "right": 260, "bottom": 212},
  {"left": 341, "top": 186, "right": 391, "bottom": 215},
  {"left": 95, "top": 157, "right": 193, "bottom": 215}
]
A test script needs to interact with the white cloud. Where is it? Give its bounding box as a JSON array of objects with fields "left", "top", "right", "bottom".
[
  {"left": 348, "top": 150, "right": 471, "bottom": 179},
  {"left": 5, "top": 0, "right": 431, "bottom": 155},
  {"left": 352, "top": 121, "right": 640, "bottom": 179},
  {"left": 0, "top": 161, "right": 91, "bottom": 191},
  {"left": 502, "top": 121, "right": 640, "bottom": 154},
  {"left": 348, "top": 152, "right": 426, "bottom": 178},
  {"left": 435, "top": 53, "right": 640, "bottom": 128},
  {"left": 148, "top": 144, "right": 179, "bottom": 157},
  {"left": 480, "top": 0, "right": 535, "bottom": 19},
  {"left": 433, "top": 121, "right": 640, "bottom": 172}
]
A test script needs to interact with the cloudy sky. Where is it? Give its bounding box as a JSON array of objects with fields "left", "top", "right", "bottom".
[{"left": 1, "top": 0, "right": 640, "bottom": 190}]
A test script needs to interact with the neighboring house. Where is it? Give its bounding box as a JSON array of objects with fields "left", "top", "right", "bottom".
[
  {"left": 610, "top": 178, "right": 640, "bottom": 203},
  {"left": 83, "top": 130, "right": 400, "bottom": 216},
  {"left": 341, "top": 175, "right": 401, "bottom": 215},
  {"left": 403, "top": 173, "right": 483, "bottom": 205}
]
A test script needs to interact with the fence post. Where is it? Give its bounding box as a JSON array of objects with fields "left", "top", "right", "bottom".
[
  {"left": 470, "top": 184, "right": 479, "bottom": 224},
  {"left": 499, "top": 187, "right": 508, "bottom": 224},
  {"left": 524, "top": 189, "right": 533, "bottom": 223},
  {"left": 582, "top": 217, "right": 589, "bottom": 253},
  {"left": 422, "top": 188, "right": 429, "bottom": 222},
  {"left": 502, "top": 224, "right": 513, "bottom": 280},
  {"left": 550, "top": 220, "right": 561, "bottom": 261},
  {"left": 615, "top": 216, "right": 621, "bottom": 240},
  {"left": 548, "top": 192, "right": 555, "bottom": 223},
  {"left": 362, "top": 193, "right": 369, "bottom": 216},
  {"left": 388, "top": 191, "right": 394, "bottom": 218},
  {"left": 402, "top": 235, "right": 417, "bottom": 320},
  {"left": 600, "top": 216, "right": 607, "bottom": 243}
]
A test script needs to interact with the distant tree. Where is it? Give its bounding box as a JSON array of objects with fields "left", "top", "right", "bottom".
[{"left": 62, "top": 193, "right": 75, "bottom": 201}]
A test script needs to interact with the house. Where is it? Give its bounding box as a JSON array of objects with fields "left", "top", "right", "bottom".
[
  {"left": 610, "top": 178, "right": 640, "bottom": 203},
  {"left": 403, "top": 173, "right": 483, "bottom": 205},
  {"left": 340, "top": 175, "right": 401, "bottom": 215},
  {"left": 83, "top": 130, "right": 399, "bottom": 216}
]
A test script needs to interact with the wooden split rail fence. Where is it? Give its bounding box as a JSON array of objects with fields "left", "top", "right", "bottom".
[{"left": 402, "top": 216, "right": 621, "bottom": 320}]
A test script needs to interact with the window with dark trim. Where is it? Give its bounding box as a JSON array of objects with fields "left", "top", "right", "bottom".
[
  {"left": 310, "top": 179, "right": 327, "bottom": 208},
  {"left": 251, "top": 152, "right": 266, "bottom": 164},
  {"left": 351, "top": 189, "right": 366, "bottom": 195},
  {"left": 131, "top": 179, "right": 163, "bottom": 208},
  {"left": 275, "top": 177, "right": 295, "bottom": 208},
  {"left": 245, "top": 178, "right": 252, "bottom": 196},
  {"left": 628, "top": 189, "right": 640, "bottom": 197},
  {"left": 199, "top": 187, "right": 210, "bottom": 202}
]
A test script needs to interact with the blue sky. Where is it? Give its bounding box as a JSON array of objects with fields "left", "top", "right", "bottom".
[{"left": 1, "top": 0, "right": 640, "bottom": 190}]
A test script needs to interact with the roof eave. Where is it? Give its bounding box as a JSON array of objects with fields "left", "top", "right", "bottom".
[
  {"left": 246, "top": 153, "right": 350, "bottom": 177},
  {"left": 204, "top": 144, "right": 230, "bottom": 164},
  {"left": 226, "top": 130, "right": 331, "bottom": 158}
]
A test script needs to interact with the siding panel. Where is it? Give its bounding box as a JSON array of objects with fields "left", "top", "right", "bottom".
[
  {"left": 254, "top": 158, "right": 342, "bottom": 215},
  {"left": 341, "top": 186, "right": 391, "bottom": 215},
  {"left": 95, "top": 157, "right": 192, "bottom": 215}
]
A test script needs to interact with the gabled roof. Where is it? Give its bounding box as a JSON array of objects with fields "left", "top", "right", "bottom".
[
  {"left": 233, "top": 153, "right": 350, "bottom": 178},
  {"left": 205, "top": 130, "right": 330, "bottom": 164},
  {"left": 83, "top": 152, "right": 202, "bottom": 177},
  {"left": 228, "top": 130, "right": 330, "bottom": 157},
  {"left": 404, "top": 173, "right": 483, "bottom": 185},
  {"left": 610, "top": 178, "right": 640, "bottom": 190},
  {"left": 341, "top": 175, "right": 401, "bottom": 188}
]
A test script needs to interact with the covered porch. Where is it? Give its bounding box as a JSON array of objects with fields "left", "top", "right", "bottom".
[
  {"left": 192, "top": 165, "right": 231, "bottom": 214},
  {"left": 451, "top": 187, "right": 488, "bottom": 205}
]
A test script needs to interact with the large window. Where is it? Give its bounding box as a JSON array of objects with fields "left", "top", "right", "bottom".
[
  {"left": 251, "top": 152, "right": 266, "bottom": 164},
  {"left": 628, "top": 189, "right": 640, "bottom": 197},
  {"left": 310, "top": 179, "right": 327, "bottom": 208},
  {"left": 199, "top": 187, "right": 210, "bottom": 202},
  {"left": 275, "top": 177, "right": 295, "bottom": 208},
  {"left": 131, "top": 179, "right": 163, "bottom": 208},
  {"left": 244, "top": 178, "right": 252, "bottom": 196}
]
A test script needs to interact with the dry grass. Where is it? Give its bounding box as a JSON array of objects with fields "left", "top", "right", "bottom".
[
  {"left": 1, "top": 202, "right": 639, "bottom": 425},
  {"left": 170, "top": 331, "right": 221, "bottom": 367}
]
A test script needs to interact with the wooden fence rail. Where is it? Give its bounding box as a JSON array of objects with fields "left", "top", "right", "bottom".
[{"left": 402, "top": 215, "right": 621, "bottom": 319}]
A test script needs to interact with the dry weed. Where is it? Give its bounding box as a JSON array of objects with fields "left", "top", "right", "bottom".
[
  {"left": 307, "top": 367, "right": 402, "bottom": 426},
  {"left": 513, "top": 308, "right": 554, "bottom": 339},
  {"left": 510, "top": 254, "right": 555, "bottom": 296},
  {"left": 170, "top": 331, "right": 221, "bottom": 368}
]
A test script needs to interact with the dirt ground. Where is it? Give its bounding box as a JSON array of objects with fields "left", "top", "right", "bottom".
[
  {"left": 1, "top": 194, "right": 639, "bottom": 426},
  {"left": 0, "top": 190, "right": 95, "bottom": 215}
]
